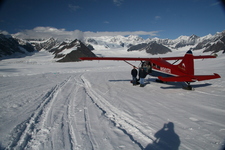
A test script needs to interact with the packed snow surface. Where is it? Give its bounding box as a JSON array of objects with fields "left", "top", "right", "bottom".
[{"left": 0, "top": 49, "right": 225, "bottom": 150}]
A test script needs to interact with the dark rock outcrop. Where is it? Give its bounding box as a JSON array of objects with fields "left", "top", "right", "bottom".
[
  {"left": 30, "top": 37, "right": 59, "bottom": 51},
  {"left": 50, "top": 39, "right": 96, "bottom": 62},
  {"left": 0, "top": 34, "right": 35, "bottom": 58},
  {"left": 128, "top": 42, "right": 171, "bottom": 55},
  {"left": 145, "top": 42, "right": 172, "bottom": 55}
]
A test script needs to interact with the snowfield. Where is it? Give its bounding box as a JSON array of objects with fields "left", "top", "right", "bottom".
[{"left": 0, "top": 49, "right": 225, "bottom": 150}]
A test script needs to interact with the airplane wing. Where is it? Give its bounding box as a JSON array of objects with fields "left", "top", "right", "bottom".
[
  {"left": 79, "top": 57, "right": 152, "bottom": 61},
  {"left": 155, "top": 55, "right": 217, "bottom": 60},
  {"left": 80, "top": 55, "right": 216, "bottom": 61}
]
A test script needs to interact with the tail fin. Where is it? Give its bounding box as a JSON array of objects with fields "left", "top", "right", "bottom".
[{"left": 177, "top": 50, "right": 194, "bottom": 75}]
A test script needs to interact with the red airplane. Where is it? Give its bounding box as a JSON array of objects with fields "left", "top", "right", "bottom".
[{"left": 80, "top": 50, "right": 221, "bottom": 90}]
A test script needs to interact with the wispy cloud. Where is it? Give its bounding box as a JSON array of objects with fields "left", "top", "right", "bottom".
[
  {"left": 103, "top": 21, "right": 110, "bottom": 24},
  {"left": 13, "top": 27, "right": 84, "bottom": 40},
  {"left": 210, "top": 1, "right": 220, "bottom": 7},
  {"left": 13, "top": 26, "right": 160, "bottom": 40},
  {"left": 155, "top": 16, "right": 161, "bottom": 20},
  {"left": 0, "top": 30, "right": 9, "bottom": 35},
  {"left": 113, "top": 0, "right": 124, "bottom": 6},
  {"left": 84, "top": 31, "right": 159, "bottom": 37},
  {"left": 68, "top": 4, "right": 81, "bottom": 11}
]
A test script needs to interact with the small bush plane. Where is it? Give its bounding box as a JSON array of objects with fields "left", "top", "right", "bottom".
[{"left": 80, "top": 50, "right": 221, "bottom": 90}]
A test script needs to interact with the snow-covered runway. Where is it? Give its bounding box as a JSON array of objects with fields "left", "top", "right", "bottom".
[{"left": 0, "top": 51, "right": 225, "bottom": 150}]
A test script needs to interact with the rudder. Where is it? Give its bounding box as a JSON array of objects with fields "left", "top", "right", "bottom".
[{"left": 177, "top": 50, "right": 194, "bottom": 75}]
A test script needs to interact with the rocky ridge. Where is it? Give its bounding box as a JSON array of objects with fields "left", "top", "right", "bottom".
[{"left": 0, "top": 30, "right": 224, "bottom": 61}]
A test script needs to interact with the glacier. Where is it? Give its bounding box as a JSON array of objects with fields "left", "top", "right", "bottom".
[{"left": 0, "top": 49, "right": 225, "bottom": 150}]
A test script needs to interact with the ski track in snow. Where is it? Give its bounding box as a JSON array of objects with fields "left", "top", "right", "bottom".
[
  {"left": 80, "top": 75, "right": 155, "bottom": 149},
  {"left": 4, "top": 72, "right": 153, "bottom": 150},
  {"left": 6, "top": 76, "right": 73, "bottom": 150}
]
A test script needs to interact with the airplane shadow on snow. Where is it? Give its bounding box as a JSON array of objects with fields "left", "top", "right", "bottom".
[
  {"left": 108, "top": 77, "right": 212, "bottom": 90},
  {"left": 144, "top": 122, "right": 180, "bottom": 150},
  {"left": 160, "top": 82, "right": 212, "bottom": 90},
  {"left": 0, "top": 68, "right": 19, "bottom": 73},
  {"left": 109, "top": 79, "right": 131, "bottom": 82},
  {"left": 145, "top": 78, "right": 212, "bottom": 90}
]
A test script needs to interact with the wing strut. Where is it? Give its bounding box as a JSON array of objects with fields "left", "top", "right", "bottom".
[
  {"left": 172, "top": 59, "right": 180, "bottom": 65},
  {"left": 124, "top": 60, "right": 138, "bottom": 69}
]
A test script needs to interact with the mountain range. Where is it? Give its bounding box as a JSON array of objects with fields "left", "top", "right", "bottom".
[{"left": 0, "top": 30, "right": 225, "bottom": 62}]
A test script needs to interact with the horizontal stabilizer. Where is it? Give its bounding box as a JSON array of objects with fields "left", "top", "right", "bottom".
[
  {"left": 158, "top": 73, "right": 221, "bottom": 82},
  {"left": 158, "top": 76, "right": 193, "bottom": 82},
  {"left": 192, "top": 73, "right": 221, "bottom": 81}
]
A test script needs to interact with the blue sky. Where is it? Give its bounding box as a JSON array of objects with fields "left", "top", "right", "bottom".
[{"left": 0, "top": 0, "right": 225, "bottom": 39}]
